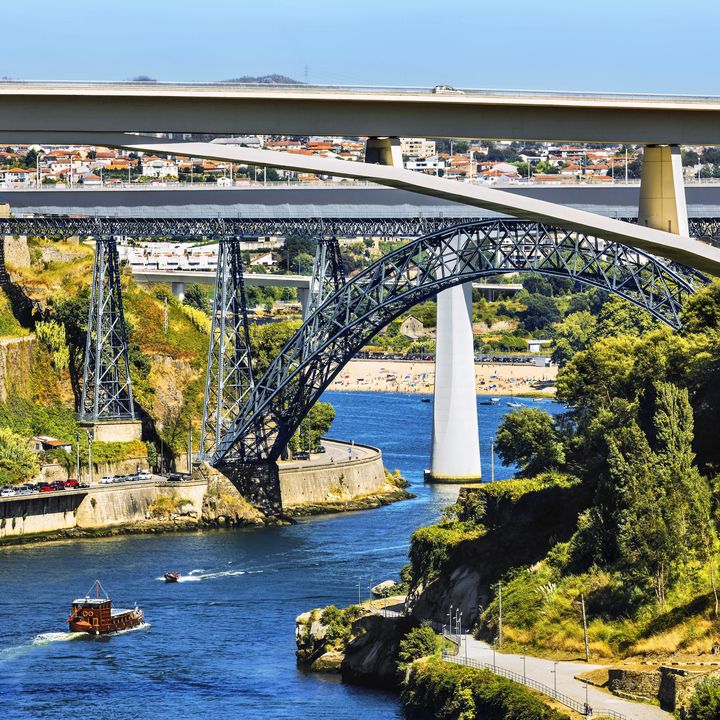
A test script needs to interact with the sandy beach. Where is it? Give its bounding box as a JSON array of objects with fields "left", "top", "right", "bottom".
[{"left": 330, "top": 359, "right": 557, "bottom": 396}]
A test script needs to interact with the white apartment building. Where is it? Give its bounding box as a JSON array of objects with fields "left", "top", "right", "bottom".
[{"left": 400, "top": 138, "right": 437, "bottom": 159}]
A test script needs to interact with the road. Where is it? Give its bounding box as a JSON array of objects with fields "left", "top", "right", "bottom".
[
  {"left": 456, "top": 636, "right": 671, "bottom": 720},
  {"left": 277, "top": 438, "right": 377, "bottom": 470}
]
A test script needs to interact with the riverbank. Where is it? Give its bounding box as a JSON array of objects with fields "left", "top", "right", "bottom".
[
  {"left": 0, "top": 440, "right": 409, "bottom": 546},
  {"left": 330, "top": 358, "right": 556, "bottom": 396}
]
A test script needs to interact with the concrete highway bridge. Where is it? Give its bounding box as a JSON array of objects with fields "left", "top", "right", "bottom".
[{"left": 3, "top": 81, "right": 720, "bottom": 510}]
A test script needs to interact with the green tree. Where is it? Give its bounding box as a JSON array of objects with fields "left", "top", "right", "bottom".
[
  {"left": 397, "top": 625, "right": 438, "bottom": 669},
  {"left": 249, "top": 320, "right": 301, "bottom": 380},
  {"left": 0, "top": 427, "right": 39, "bottom": 486},
  {"left": 593, "top": 295, "right": 657, "bottom": 341},
  {"left": 184, "top": 283, "right": 210, "bottom": 314},
  {"left": 495, "top": 408, "right": 565, "bottom": 477},
  {"left": 612, "top": 383, "right": 711, "bottom": 607},
  {"left": 289, "top": 401, "right": 335, "bottom": 454},
  {"left": 520, "top": 294, "right": 561, "bottom": 331},
  {"left": 686, "top": 677, "right": 720, "bottom": 720},
  {"left": 552, "top": 311, "right": 597, "bottom": 365}
]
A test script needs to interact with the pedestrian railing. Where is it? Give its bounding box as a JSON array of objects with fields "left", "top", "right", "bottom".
[{"left": 442, "top": 651, "right": 627, "bottom": 720}]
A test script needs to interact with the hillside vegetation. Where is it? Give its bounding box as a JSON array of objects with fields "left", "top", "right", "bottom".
[{"left": 406, "top": 281, "right": 720, "bottom": 665}]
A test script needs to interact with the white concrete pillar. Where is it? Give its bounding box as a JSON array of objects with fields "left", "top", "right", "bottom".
[
  {"left": 363, "top": 135, "right": 481, "bottom": 482},
  {"left": 297, "top": 286, "right": 309, "bottom": 316},
  {"left": 171, "top": 281, "right": 185, "bottom": 301},
  {"left": 425, "top": 277, "right": 481, "bottom": 483},
  {"left": 638, "top": 145, "right": 689, "bottom": 236}
]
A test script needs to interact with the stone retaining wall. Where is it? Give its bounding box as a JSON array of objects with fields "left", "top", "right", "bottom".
[
  {"left": 0, "top": 480, "right": 206, "bottom": 538},
  {"left": 279, "top": 440, "right": 388, "bottom": 510}
]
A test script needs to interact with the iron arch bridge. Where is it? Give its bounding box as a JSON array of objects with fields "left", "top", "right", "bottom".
[{"left": 213, "top": 218, "right": 710, "bottom": 467}]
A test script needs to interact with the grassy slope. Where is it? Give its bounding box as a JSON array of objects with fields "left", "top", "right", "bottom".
[
  {"left": 9, "top": 238, "right": 210, "bottom": 458},
  {"left": 410, "top": 477, "right": 720, "bottom": 662}
]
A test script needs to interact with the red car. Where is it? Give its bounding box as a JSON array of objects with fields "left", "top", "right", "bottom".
[
  {"left": 39, "top": 485, "right": 54, "bottom": 493},
  {"left": 64, "top": 479, "right": 79, "bottom": 488}
]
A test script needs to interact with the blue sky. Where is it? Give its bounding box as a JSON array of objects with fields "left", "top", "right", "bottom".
[{"left": 6, "top": 0, "right": 720, "bottom": 94}]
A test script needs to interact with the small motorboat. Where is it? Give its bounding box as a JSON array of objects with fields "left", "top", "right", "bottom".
[
  {"left": 164, "top": 572, "right": 181, "bottom": 583},
  {"left": 507, "top": 401, "right": 526, "bottom": 409},
  {"left": 421, "top": 398, "right": 431, "bottom": 403}
]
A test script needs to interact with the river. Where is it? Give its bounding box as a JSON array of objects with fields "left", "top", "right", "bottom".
[{"left": 0, "top": 391, "right": 563, "bottom": 720}]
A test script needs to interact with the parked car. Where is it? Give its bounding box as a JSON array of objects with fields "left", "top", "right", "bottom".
[
  {"left": 0, "top": 487, "right": 16, "bottom": 497},
  {"left": 294, "top": 452, "right": 311, "bottom": 461},
  {"left": 99, "top": 476, "right": 114, "bottom": 485},
  {"left": 166, "top": 473, "right": 182, "bottom": 482},
  {"left": 77, "top": 482, "right": 90, "bottom": 489},
  {"left": 112, "top": 476, "right": 127, "bottom": 483},
  {"left": 313, "top": 445, "right": 326, "bottom": 454},
  {"left": 136, "top": 471, "right": 152, "bottom": 481},
  {"left": 39, "top": 485, "right": 55, "bottom": 493},
  {"left": 64, "top": 479, "right": 79, "bottom": 488}
]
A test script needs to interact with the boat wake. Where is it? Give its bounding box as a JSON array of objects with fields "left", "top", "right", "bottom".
[
  {"left": 157, "top": 568, "right": 263, "bottom": 582},
  {"left": 32, "top": 632, "right": 86, "bottom": 646},
  {"left": 0, "top": 632, "right": 86, "bottom": 663},
  {"left": 108, "top": 622, "right": 151, "bottom": 636}
]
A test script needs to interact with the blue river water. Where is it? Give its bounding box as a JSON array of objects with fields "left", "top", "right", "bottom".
[{"left": 0, "top": 391, "right": 562, "bottom": 720}]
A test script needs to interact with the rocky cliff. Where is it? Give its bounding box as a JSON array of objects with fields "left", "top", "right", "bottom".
[{"left": 410, "top": 480, "right": 592, "bottom": 630}]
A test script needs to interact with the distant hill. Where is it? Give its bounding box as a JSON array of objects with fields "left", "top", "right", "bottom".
[{"left": 223, "top": 74, "right": 301, "bottom": 85}]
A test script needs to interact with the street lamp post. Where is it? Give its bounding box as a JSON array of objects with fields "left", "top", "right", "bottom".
[
  {"left": 492, "top": 638, "right": 497, "bottom": 670},
  {"left": 522, "top": 649, "right": 526, "bottom": 681},
  {"left": 86, "top": 430, "right": 94, "bottom": 485},
  {"left": 552, "top": 661, "right": 559, "bottom": 694}
]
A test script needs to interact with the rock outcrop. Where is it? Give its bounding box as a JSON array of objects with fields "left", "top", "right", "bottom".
[
  {"left": 341, "top": 615, "right": 417, "bottom": 689},
  {"left": 196, "top": 463, "right": 266, "bottom": 527}
]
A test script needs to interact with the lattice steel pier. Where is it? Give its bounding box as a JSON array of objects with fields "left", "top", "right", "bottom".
[{"left": 80, "top": 237, "right": 135, "bottom": 424}]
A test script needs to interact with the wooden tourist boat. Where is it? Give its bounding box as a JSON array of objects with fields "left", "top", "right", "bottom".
[{"left": 67, "top": 580, "right": 144, "bottom": 635}]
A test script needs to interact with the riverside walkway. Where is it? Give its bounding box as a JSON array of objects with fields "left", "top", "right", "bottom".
[{"left": 446, "top": 636, "right": 671, "bottom": 720}]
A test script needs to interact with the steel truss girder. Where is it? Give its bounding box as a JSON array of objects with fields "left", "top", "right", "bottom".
[
  {"left": 200, "top": 237, "right": 259, "bottom": 461},
  {"left": 0, "top": 216, "right": 718, "bottom": 241},
  {"left": 305, "top": 236, "right": 346, "bottom": 319},
  {"left": 212, "top": 219, "right": 709, "bottom": 466},
  {"left": 80, "top": 236, "right": 135, "bottom": 422}
]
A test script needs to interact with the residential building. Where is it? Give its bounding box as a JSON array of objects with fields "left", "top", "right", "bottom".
[{"left": 400, "top": 138, "right": 437, "bottom": 159}]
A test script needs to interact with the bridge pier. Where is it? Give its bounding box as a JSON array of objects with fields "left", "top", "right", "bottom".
[
  {"left": 364, "top": 135, "right": 482, "bottom": 483},
  {"left": 364, "top": 136, "right": 402, "bottom": 166},
  {"left": 80, "top": 237, "right": 136, "bottom": 429},
  {"left": 639, "top": 145, "right": 689, "bottom": 236},
  {"left": 424, "top": 281, "right": 482, "bottom": 483},
  {"left": 297, "top": 287, "right": 309, "bottom": 316}
]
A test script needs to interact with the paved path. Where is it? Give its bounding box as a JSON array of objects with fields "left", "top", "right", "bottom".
[{"left": 457, "top": 636, "right": 671, "bottom": 720}]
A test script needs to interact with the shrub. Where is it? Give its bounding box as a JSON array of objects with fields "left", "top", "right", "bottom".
[
  {"left": 685, "top": 677, "right": 720, "bottom": 720},
  {"left": 319, "top": 604, "right": 366, "bottom": 646},
  {"left": 398, "top": 625, "right": 438, "bottom": 669},
  {"left": 403, "top": 658, "right": 569, "bottom": 720}
]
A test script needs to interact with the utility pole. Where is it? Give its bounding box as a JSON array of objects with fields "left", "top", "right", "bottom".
[
  {"left": 87, "top": 431, "right": 94, "bottom": 485},
  {"left": 491, "top": 436, "right": 495, "bottom": 482},
  {"left": 625, "top": 147, "right": 628, "bottom": 184},
  {"left": 581, "top": 593, "right": 590, "bottom": 662},
  {"left": 75, "top": 432, "right": 80, "bottom": 481},
  {"left": 188, "top": 425, "right": 193, "bottom": 474},
  {"left": 497, "top": 584, "right": 503, "bottom": 647}
]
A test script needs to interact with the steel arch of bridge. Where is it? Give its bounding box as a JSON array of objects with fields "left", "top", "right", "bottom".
[{"left": 213, "top": 218, "right": 709, "bottom": 466}]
